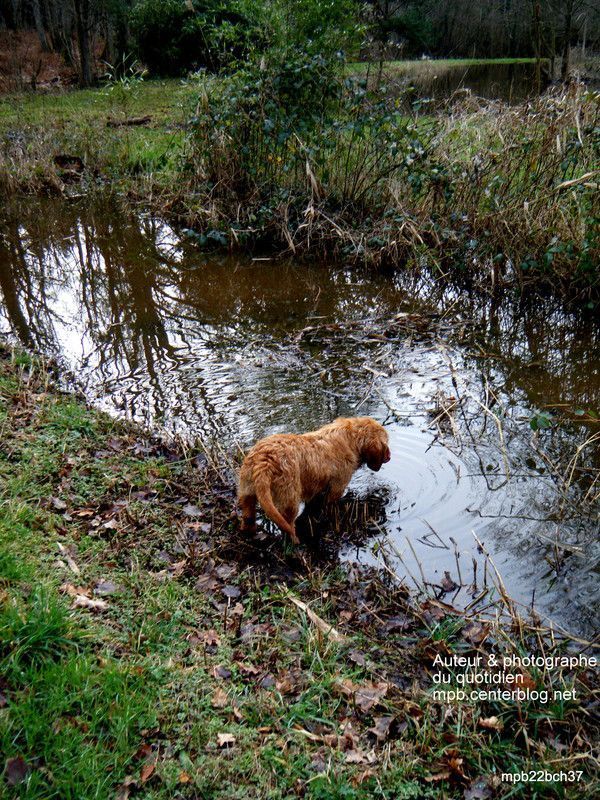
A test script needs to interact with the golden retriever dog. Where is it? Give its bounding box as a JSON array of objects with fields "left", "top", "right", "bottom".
[{"left": 237, "top": 417, "right": 391, "bottom": 544}]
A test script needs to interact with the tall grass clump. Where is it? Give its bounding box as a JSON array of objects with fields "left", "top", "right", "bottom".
[
  {"left": 430, "top": 86, "right": 600, "bottom": 290},
  {"left": 0, "top": 589, "right": 81, "bottom": 678}
]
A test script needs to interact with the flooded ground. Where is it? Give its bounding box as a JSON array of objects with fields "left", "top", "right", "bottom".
[
  {"left": 368, "top": 60, "right": 550, "bottom": 104},
  {"left": 1, "top": 199, "right": 599, "bottom": 634}
]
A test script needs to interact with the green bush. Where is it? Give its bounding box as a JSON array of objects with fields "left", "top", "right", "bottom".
[{"left": 190, "top": 50, "right": 433, "bottom": 212}]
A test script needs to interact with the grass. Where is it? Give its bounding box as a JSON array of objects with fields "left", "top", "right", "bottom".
[
  {"left": 0, "top": 78, "right": 199, "bottom": 196},
  {"left": 0, "top": 344, "right": 598, "bottom": 798}
]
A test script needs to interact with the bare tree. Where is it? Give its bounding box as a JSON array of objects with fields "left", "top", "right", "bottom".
[{"left": 73, "top": 0, "right": 93, "bottom": 85}]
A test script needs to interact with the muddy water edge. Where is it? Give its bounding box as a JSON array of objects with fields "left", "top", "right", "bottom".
[{"left": 1, "top": 197, "right": 599, "bottom": 636}]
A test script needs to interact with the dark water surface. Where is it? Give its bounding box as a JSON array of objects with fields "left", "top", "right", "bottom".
[
  {"left": 1, "top": 199, "right": 599, "bottom": 634},
  {"left": 373, "top": 60, "right": 550, "bottom": 104}
]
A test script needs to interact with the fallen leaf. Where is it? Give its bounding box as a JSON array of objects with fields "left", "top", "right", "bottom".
[
  {"left": 213, "top": 665, "right": 231, "bottom": 680},
  {"left": 478, "top": 716, "right": 504, "bottom": 732},
  {"left": 282, "top": 626, "right": 302, "bottom": 643},
  {"left": 216, "top": 733, "right": 235, "bottom": 748},
  {"left": 211, "top": 688, "right": 228, "bottom": 709},
  {"left": 72, "top": 595, "right": 108, "bottom": 612},
  {"left": 512, "top": 671, "right": 536, "bottom": 691},
  {"left": 182, "top": 503, "right": 202, "bottom": 517},
  {"left": 275, "top": 673, "right": 296, "bottom": 694},
  {"left": 345, "top": 749, "right": 375, "bottom": 764},
  {"left": 195, "top": 573, "right": 220, "bottom": 593},
  {"left": 464, "top": 778, "right": 493, "bottom": 799},
  {"left": 140, "top": 761, "right": 155, "bottom": 784},
  {"left": 94, "top": 580, "right": 119, "bottom": 596},
  {"left": 115, "top": 776, "right": 137, "bottom": 800},
  {"left": 134, "top": 744, "right": 153, "bottom": 760},
  {"left": 354, "top": 682, "right": 389, "bottom": 713},
  {"left": 72, "top": 508, "right": 96, "bottom": 518},
  {"left": 462, "top": 621, "right": 490, "bottom": 645},
  {"left": 348, "top": 649, "right": 367, "bottom": 667},
  {"left": 240, "top": 622, "right": 271, "bottom": 641},
  {"left": 51, "top": 496, "right": 67, "bottom": 511},
  {"left": 237, "top": 662, "right": 261, "bottom": 677},
  {"left": 201, "top": 629, "right": 220, "bottom": 647},
  {"left": 383, "top": 615, "right": 412, "bottom": 633},
  {"left": 59, "top": 583, "right": 91, "bottom": 598},
  {"left": 4, "top": 756, "right": 29, "bottom": 786},
  {"left": 443, "top": 749, "right": 468, "bottom": 782},
  {"left": 441, "top": 571, "right": 459, "bottom": 593},
  {"left": 421, "top": 599, "right": 457, "bottom": 623},
  {"left": 168, "top": 560, "right": 187, "bottom": 578},
  {"left": 368, "top": 716, "right": 395, "bottom": 742},
  {"left": 215, "top": 564, "right": 237, "bottom": 580}
]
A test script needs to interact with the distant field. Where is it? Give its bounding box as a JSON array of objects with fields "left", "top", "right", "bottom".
[{"left": 349, "top": 57, "right": 545, "bottom": 73}]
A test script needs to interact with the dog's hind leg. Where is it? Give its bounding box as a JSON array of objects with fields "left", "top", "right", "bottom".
[
  {"left": 238, "top": 493, "right": 257, "bottom": 533},
  {"left": 282, "top": 504, "right": 300, "bottom": 545}
]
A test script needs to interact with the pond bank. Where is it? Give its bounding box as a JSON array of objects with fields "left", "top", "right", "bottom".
[{"left": 1, "top": 345, "right": 598, "bottom": 799}]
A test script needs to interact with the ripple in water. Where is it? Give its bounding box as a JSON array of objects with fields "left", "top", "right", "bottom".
[{"left": 348, "top": 425, "right": 484, "bottom": 578}]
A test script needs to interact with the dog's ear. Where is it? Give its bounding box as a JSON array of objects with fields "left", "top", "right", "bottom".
[{"left": 362, "top": 436, "right": 391, "bottom": 472}]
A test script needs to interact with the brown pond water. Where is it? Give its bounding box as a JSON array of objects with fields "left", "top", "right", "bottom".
[
  {"left": 1, "top": 199, "right": 599, "bottom": 635},
  {"left": 371, "top": 60, "right": 550, "bottom": 104}
]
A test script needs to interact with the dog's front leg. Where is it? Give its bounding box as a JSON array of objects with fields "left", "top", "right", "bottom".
[{"left": 327, "top": 478, "right": 350, "bottom": 505}]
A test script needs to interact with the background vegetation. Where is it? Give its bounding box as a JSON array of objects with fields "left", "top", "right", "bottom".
[
  {"left": 1, "top": 0, "right": 599, "bottom": 86},
  {"left": 0, "top": 1, "right": 598, "bottom": 293}
]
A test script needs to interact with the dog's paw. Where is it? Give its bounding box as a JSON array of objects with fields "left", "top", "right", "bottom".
[{"left": 239, "top": 520, "right": 257, "bottom": 535}]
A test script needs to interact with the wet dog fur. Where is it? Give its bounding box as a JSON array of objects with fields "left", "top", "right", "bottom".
[{"left": 237, "top": 417, "right": 391, "bottom": 544}]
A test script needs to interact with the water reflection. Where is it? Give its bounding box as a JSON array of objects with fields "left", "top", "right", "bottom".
[
  {"left": 379, "top": 61, "right": 550, "bottom": 106},
  {"left": 1, "top": 198, "right": 598, "bottom": 633}
]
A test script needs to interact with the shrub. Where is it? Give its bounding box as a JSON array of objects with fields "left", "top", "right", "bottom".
[{"left": 190, "top": 50, "right": 434, "bottom": 214}]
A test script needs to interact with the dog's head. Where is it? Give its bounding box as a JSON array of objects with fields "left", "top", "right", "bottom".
[{"left": 351, "top": 417, "right": 391, "bottom": 472}]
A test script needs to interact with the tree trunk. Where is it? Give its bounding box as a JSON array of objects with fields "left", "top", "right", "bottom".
[
  {"left": 74, "top": 0, "right": 93, "bottom": 87},
  {"left": 560, "top": 0, "right": 574, "bottom": 82},
  {"left": 32, "top": 0, "right": 50, "bottom": 52},
  {"left": 532, "top": 1, "right": 542, "bottom": 93}
]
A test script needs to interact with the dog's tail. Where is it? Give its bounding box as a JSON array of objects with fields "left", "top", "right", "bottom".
[{"left": 253, "top": 471, "right": 295, "bottom": 539}]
